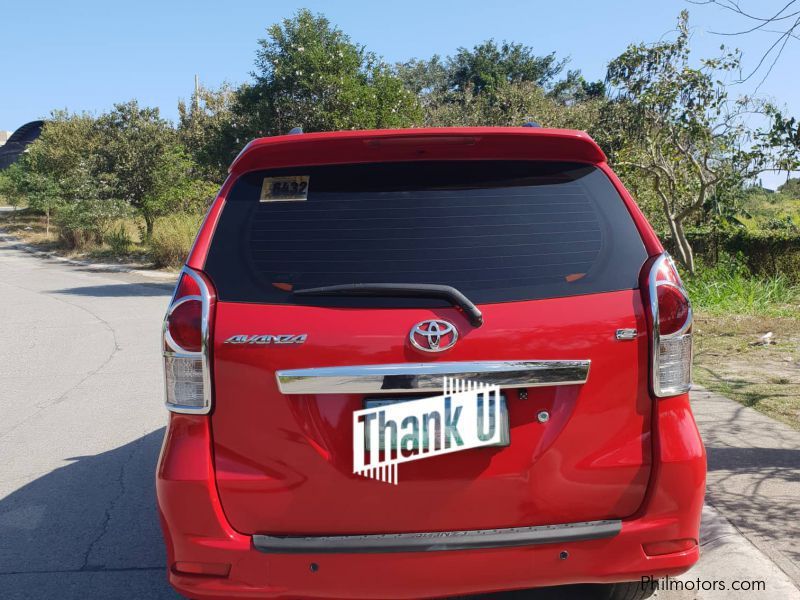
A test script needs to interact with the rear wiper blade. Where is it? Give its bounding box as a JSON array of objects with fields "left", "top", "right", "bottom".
[{"left": 293, "top": 283, "right": 484, "bottom": 327}]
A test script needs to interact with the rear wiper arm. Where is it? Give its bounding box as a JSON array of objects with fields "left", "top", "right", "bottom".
[{"left": 293, "top": 283, "right": 484, "bottom": 327}]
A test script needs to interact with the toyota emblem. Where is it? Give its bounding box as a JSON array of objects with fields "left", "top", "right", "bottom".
[{"left": 409, "top": 320, "right": 458, "bottom": 353}]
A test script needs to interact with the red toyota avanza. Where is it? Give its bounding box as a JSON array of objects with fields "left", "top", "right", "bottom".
[{"left": 157, "top": 127, "right": 705, "bottom": 600}]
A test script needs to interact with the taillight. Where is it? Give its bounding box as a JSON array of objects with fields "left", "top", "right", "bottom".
[
  {"left": 657, "top": 285, "right": 690, "bottom": 336},
  {"left": 162, "top": 268, "right": 214, "bottom": 413},
  {"left": 167, "top": 300, "right": 202, "bottom": 352},
  {"left": 648, "top": 254, "right": 692, "bottom": 397}
]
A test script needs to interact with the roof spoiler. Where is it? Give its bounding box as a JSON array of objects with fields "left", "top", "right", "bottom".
[{"left": 229, "top": 127, "right": 606, "bottom": 175}]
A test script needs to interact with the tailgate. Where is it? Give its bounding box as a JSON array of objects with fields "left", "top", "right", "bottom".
[
  {"left": 211, "top": 293, "right": 650, "bottom": 534},
  {"left": 203, "top": 158, "right": 652, "bottom": 534}
]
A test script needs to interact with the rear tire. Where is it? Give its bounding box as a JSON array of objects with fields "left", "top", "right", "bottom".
[{"left": 598, "top": 581, "right": 656, "bottom": 600}]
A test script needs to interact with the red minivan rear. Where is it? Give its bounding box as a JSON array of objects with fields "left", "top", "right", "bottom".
[{"left": 157, "top": 128, "right": 705, "bottom": 600}]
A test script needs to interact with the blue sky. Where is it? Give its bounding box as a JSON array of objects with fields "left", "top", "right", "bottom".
[{"left": 3, "top": 1, "right": 798, "bottom": 186}]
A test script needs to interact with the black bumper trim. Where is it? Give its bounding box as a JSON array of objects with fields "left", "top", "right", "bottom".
[{"left": 252, "top": 519, "right": 622, "bottom": 554}]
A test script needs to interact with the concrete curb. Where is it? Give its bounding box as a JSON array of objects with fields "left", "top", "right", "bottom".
[
  {"left": 0, "top": 231, "right": 177, "bottom": 281},
  {"left": 653, "top": 504, "right": 800, "bottom": 598}
]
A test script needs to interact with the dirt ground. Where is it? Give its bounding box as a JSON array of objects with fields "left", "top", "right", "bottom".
[{"left": 693, "top": 313, "right": 800, "bottom": 431}]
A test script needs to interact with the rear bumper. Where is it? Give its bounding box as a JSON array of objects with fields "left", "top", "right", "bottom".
[{"left": 156, "top": 394, "right": 706, "bottom": 599}]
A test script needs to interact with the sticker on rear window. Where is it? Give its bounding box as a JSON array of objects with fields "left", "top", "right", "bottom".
[{"left": 260, "top": 176, "right": 309, "bottom": 202}]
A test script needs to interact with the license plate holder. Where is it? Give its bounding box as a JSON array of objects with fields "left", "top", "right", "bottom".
[{"left": 363, "top": 393, "right": 510, "bottom": 452}]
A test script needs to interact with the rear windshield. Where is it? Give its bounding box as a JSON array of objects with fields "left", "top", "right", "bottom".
[{"left": 204, "top": 161, "right": 647, "bottom": 306}]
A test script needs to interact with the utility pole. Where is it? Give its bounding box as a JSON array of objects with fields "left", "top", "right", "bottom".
[{"left": 194, "top": 74, "right": 200, "bottom": 111}]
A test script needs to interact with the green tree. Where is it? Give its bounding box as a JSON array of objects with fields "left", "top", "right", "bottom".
[
  {"left": 0, "top": 163, "right": 27, "bottom": 220},
  {"left": 0, "top": 158, "right": 63, "bottom": 235},
  {"left": 778, "top": 178, "right": 800, "bottom": 198},
  {"left": 761, "top": 106, "right": 800, "bottom": 184},
  {"left": 94, "top": 101, "right": 181, "bottom": 238},
  {"left": 232, "top": 9, "right": 421, "bottom": 138},
  {"left": 395, "top": 56, "right": 449, "bottom": 97},
  {"left": 23, "top": 111, "right": 100, "bottom": 203},
  {"left": 547, "top": 70, "right": 606, "bottom": 105},
  {"left": 424, "top": 80, "right": 604, "bottom": 133},
  {"left": 397, "top": 40, "right": 601, "bottom": 127},
  {"left": 18, "top": 111, "right": 124, "bottom": 241},
  {"left": 606, "top": 11, "right": 768, "bottom": 273},
  {"left": 447, "top": 40, "right": 566, "bottom": 99},
  {"left": 21, "top": 169, "right": 62, "bottom": 236},
  {"left": 178, "top": 83, "right": 238, "bottom": 180},
  {"left": 149, "top": 144, "right": 218, "bottom": 216}
]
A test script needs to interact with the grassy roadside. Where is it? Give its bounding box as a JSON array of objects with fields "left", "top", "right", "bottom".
[
  {"left": 693, "top": 314, "right": 800, "bottom": 431},
  {"left": 0, "top": 209, "right": 194, "bottom": 270},
  {"left": 686, "top": 262, "right": 800, "bottom": 431},
  {"left": 0, "top": 210, "right": 149, "bottom": 262}
]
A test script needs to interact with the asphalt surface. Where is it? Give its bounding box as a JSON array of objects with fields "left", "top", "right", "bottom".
[
  {"left": 0, "top": 237, "right": 178, "bottom": 599},
  {"left": 0, "top": 234, "right": 797, "bottom": 599}
]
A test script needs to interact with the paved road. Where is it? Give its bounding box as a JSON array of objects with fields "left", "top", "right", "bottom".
[
  {"left": 0, "top": 238, "right": 178, "bottom": 599},
  {"left": 692, "top": 387, "right": 800, "bottom": 584},
  {"left": 0, "top": 237, "right": 797, "bottom": 599}
]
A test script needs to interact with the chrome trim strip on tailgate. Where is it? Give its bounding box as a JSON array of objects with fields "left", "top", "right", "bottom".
[
  {"left": 276, "top": 360, "right": 590, "bottom": 394},
  {"left": 253, "top": 519, "right": 620, "bottom": 554}
]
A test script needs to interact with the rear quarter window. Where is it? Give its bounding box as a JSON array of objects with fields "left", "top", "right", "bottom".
[{"left": 204, "top": 161, "right": 647, "bottom": 306}]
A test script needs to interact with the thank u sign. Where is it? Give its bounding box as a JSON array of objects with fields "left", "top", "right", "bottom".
[{"left": 353, "top": 377, "right": 505, "bottom": 484}]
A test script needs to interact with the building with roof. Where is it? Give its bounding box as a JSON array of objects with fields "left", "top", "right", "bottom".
[{"left": 0, "top": 121, "right": 45, "bottom": 169}]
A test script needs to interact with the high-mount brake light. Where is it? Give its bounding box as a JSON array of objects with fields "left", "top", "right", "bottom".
[
  {"left": 648, "top": 254, "right": 693, "bottom": 397},
  {"left": 162, "top": 267, "right": 214, "bottom": 414}
]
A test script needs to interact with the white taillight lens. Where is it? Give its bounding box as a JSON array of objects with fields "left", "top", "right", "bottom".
[
  {"left": 649, "top": 254, "right": 692, "bottom": 397},
  {"left": 164, "top": 356, "right": 205, "bottom": 408},
  {"left": 657, "top": 333, "right": 692, "bottom": 394},
  {"left": 162, "top": 268, "right": 213, "bottom": 414}
]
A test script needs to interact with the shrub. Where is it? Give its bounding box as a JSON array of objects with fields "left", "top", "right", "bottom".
[
  {"left": 149, "top": 213, "right": 204, "bottom": 267},
  {"left": 679, "top": 228, "right": 800, "bottom": 283},
  {"left": 55, "top": 199, "right": 130, "bottom": 249},
  {"left": 684, "top": 256, "right": 800, "bottom": 316},
  {"left": 106, "top": 222, "right": 134, "bottom": 254}
]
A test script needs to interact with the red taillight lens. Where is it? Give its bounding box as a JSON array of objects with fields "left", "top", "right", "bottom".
[
  {"left": 657, "top": 284, "right": 690, "bottom": 335},
  {"left": 175, "top": 271, "right": 201, "bottom": 298},
  {"left": 167, "top": 299, "right": 202, "bottom": 352}
]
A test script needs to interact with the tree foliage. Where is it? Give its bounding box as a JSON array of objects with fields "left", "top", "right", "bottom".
[
  {"left": 606, "top": 10, "right": 768, "bottom": 272},
  {"left": 91, "top": 101, "right": 215, "bottom": 238},
  {"left": 233, "top": 9, "right": 421, "bottom": 139},
  {"left": 178, "top": 83, "right": 238, "bottom": 181},
  {"left": 8, "top": 104, "right": 216, "bottom": 246},
  {"left": 94, "top": 101, "right": 180, "bottom": 237},
  {"left": 448, "top": 40, "right": 566, "bottom": 97},
  {"left": 2, "top": 8, "right": 797, "bottom": 270},
  {"left": 778, "top": 177, "right": 800, "bottom": 198}
]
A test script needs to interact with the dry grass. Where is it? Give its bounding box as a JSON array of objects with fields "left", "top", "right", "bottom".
[
  {"left": 0, "top": 211, "right": 62, "bottom": 249},
  {"left": 0, "top": 210, "right": 152, "bottom": 265},
  {"left": 149, "top": 213, "right": 203, "bottom": 268},
  {"left": 693, "top": 313, "right": 800, "bottom": 430}
]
